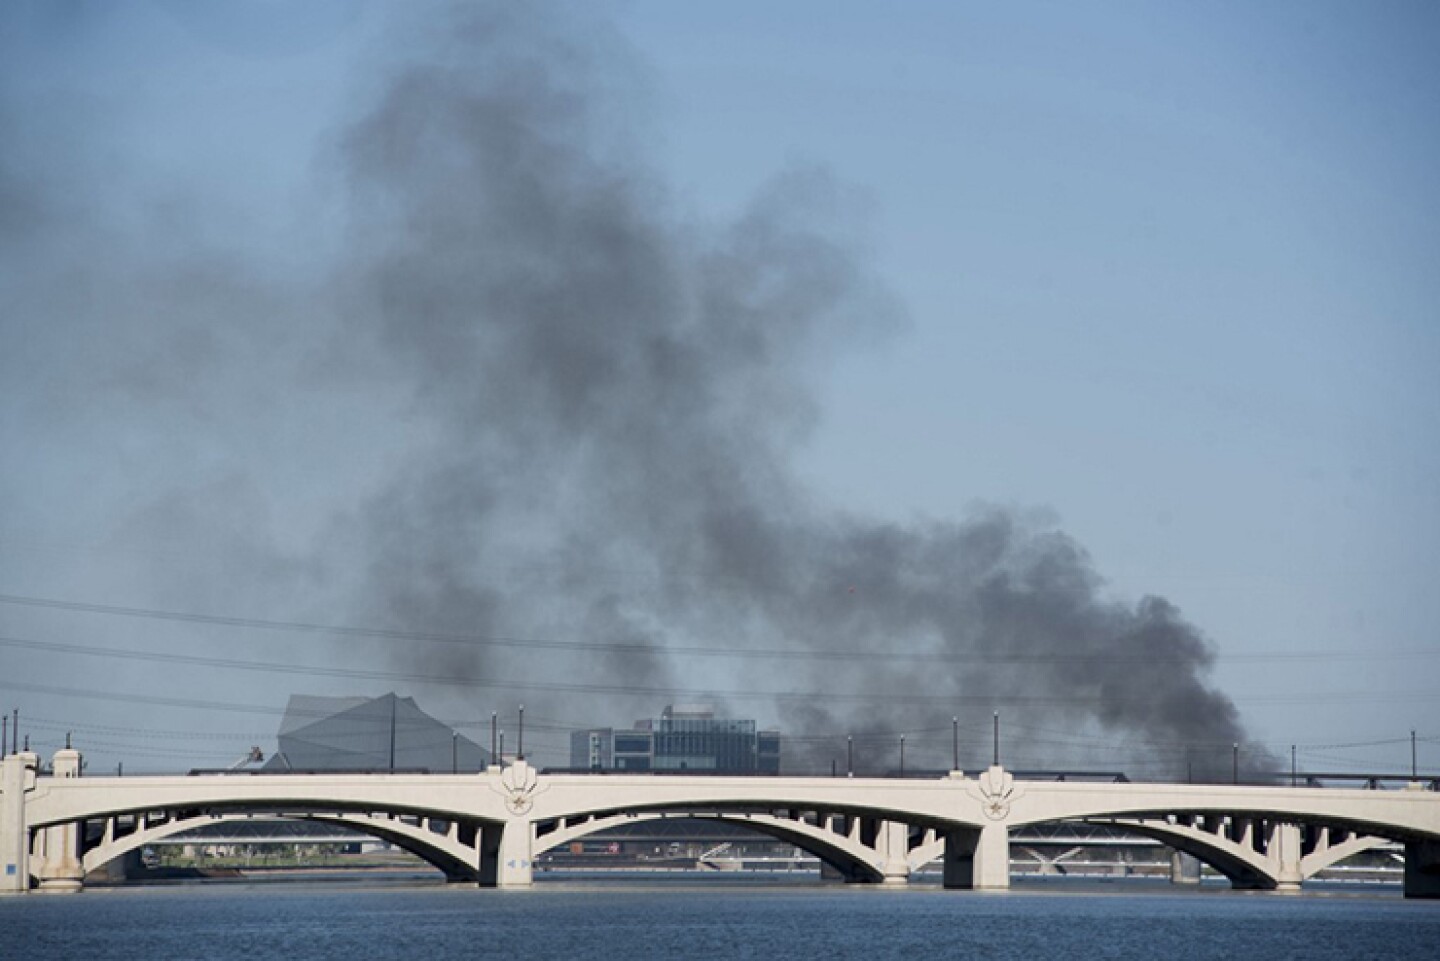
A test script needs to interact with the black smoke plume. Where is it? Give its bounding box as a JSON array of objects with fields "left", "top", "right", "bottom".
[
  {"left": 331, "top": 5, "right": 1265, "bottom": 780},
  {"left": 0, "top": 2, "right": 1270, "bottom": 780}
]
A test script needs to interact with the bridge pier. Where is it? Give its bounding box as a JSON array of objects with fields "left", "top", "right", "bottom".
[
  {"left": 479, "top": 821, "right": 534, "bottom": 888},
  {"left": 877, "top": 820, "right": 910, "bottom": 885},
  {"left": 1169, "top": 850, "right": 1201, "bottom": 885},
  {"left": 1269, "top": 823, "right": 1303, "bottom": 894},
  {"left": 1404, "top": 840, "right": 1440, "bottom": 899},
  {"left": 1, "top": 750, "right": 38, "bottom": 893},
  {"left": 33, "top": 748, "right": 84, "bottom": 893},
  {"left": 941, "top": 823, "right": 1009, "bottom": 891}
]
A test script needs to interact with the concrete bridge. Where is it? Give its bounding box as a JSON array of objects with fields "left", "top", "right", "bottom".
[{"left": 4, "top": 747, "right": 1438, "bottom": 896}]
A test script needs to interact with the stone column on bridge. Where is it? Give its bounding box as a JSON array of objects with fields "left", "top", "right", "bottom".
[
  {"left": 33, "top": 748, "right": 85, "bottom": 893},
  {"left": 1, "top": 750, "right": 39, "bottom": 894},
  {"left": 943, "top": 765, "right": 1014, "bottom": 891},
  {"left": 1269, "top": 823, "right": 1303, "bottom": 894},
  {"left": 478, "top": 759, "right": 537, "bottom": 887},
  {"left": 941, "top": 823, "right": 1009, "bottom": 891},
  {"left": 478, "top": 820, "right": 536, "bottom": 888},
  {"left": 876, "top": 820, "right": 911, "bottom": 885},
  {"left": 1169, "top": 850, "right": 1201, "bottom": 885},
  {"left": 497, "top": 820, "right": 534, "bottom": 887}
]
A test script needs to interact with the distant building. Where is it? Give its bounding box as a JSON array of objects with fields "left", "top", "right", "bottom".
[
  {"left": 570, "top": 705, "right": 780, "bottom": 774},
  {"left": 267, "top": 693, "right": 489, "bottom": 773}
]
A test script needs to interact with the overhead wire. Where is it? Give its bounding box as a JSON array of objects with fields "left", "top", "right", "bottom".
[
  {"left": 5, "top": 590, "right": 1435, "bottom": 773},
  {"left": 6, "top": 631, "right": 1439, "bottom": 707},
  {"left": 3, "top": 591, "right": 1435, "bottom": 665}
]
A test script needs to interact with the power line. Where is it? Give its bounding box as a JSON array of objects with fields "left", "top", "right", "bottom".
[
  {"left": 23, "top": 716, "right": 273, "bottom": 741},
  {"left": 3, "top": 591, "right": 1434, "bottom": 666},
  {"left": 4, "top": 630, "right": 1438, "bottom": 720},
  {"left": 8, "top": 683, "right": 1431, "bottom": 774},
  {"left": 0, "top": 634, "right": 1238, "bottom": 704}
]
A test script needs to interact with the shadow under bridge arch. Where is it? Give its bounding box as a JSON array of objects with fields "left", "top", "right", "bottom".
[
  {"left": 533, "top": 809, "right": 914, "bottom": 883},
  {"left": 80, "top": 809, "right": 498, "bottom": 883}
]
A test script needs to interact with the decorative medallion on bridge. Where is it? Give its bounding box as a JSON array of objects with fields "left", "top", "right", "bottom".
[
  {"left": 970, "top": 766, "right": 1022, "bottom": 821},
  {"left": 494, "top": 760, "right": 544, "bottom": 816}
]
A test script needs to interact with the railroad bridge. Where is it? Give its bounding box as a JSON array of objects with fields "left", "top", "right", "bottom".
[{"left": 4, "top": 748, "right": 1438, "bottom": 896}]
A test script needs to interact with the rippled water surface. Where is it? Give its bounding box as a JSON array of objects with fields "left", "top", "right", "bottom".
[{"left": 5, "top": 878, "right": 1438, "bottom": 961}]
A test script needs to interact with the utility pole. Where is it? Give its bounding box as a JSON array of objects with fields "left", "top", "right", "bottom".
[
  {"left": 1232, "top": 743, "right": 1239, "bottom": 785},
  {"left": 517, "top": 705, "right": 525, "bottom": 761},
  {"left": 491, "top": 712, "right": 498, "bottom": 765},
  {"left": 952, "top": 717, "right": 959, "bottom": 772},
  {"left": 993, "top": 711, "right": 1000, "bottom": 768},
  {"left": 846, "top": 736, "right": 853, "bottom": 778},
  {"left": 388, "top": 695, "right": 397, "bottom": 772},
  {"left": 899, "top": 735, "right": 906, "bottom": 777}
]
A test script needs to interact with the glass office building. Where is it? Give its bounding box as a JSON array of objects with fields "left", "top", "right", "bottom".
[{"left": 570, "top": 705, "right": 780, "bottom": 774}]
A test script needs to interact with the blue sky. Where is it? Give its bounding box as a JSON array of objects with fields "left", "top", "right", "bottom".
[
  {"left": 629, "top": 1, "right": 1440, "bottom": 744},
  {"left": 0, "top": 1, "right": 1436, "bottom": 773}
]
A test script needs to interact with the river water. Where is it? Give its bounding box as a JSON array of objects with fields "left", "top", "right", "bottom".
[{"left": 4, "top": 876, "right": 1437, "bottom": 961}]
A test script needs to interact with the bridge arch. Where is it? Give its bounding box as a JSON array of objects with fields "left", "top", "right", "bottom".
[
  {"left": 1300, "top": 832, "right": 1392, "bottom": 876},
  {"left": 1086, "top": 818, "right": 1280, "bottom": 889},
  {"left": 77, "top": 807, "right": 493, "bottom": 883},
  {"left": 1083, "top": 816, "right": 1398, "bottom": 891},
  {"left": 534, "top": 811, "right": 898, "bottom": 882},
  {"left": 905, "top": 815, "right": 1401, "bottom": 891}
]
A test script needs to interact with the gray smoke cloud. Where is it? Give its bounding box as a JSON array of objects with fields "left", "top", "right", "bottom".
[
  {"left": 327, "top": 5, "right": 1265, "bottom": 779},
  {"left": 0, "top": 2, "right": 1271, "bottom": 780}
]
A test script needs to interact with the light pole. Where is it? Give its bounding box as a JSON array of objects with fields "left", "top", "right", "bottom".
[
  {"left": 388, "top": 696, "right": 397, "bottom": 772},
  {"left": 899, "top": 735, "right": 906, "bottom": 777},
  {"left": 952, "top": 717, "right": 959, "bottom": 772},
  {"left": 992, "top": 711, "right": 1000, "bottom": 768},
  {"left": 847, "top": 736, "right": 853, "bottom": 778}
]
